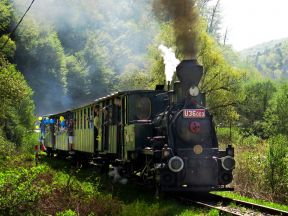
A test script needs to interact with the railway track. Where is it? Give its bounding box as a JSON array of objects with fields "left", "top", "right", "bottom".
[{"left": 176, "top": 193, "right": 288, "bottom": 215}]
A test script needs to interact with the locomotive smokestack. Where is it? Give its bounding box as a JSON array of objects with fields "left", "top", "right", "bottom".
[{"left": 176, "top": 59, "right": 203, "bottom": 96}]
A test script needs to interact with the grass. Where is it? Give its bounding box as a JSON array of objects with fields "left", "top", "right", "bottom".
[
  {"left": 41, "top": 156, "right": 214, "bottom": 215},
  {"left": 213, "top": 191, "right": 288, "bottom": 212},
  {"left": 0, "top": 154, "right": 213, "bottom": 215},
  {"left": 3, "top": 152, "right": 286, "bottom": 215}
]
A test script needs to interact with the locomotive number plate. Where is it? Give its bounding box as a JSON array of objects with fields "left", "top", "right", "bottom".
[{"left": 183, "top": 109, "right": 205, "bottom": 118}]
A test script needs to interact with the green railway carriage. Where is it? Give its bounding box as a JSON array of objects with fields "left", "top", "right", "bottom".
[
  {"left": 73, "top": 105, "right": 95, "bottom": 153},
  {"left": 44, "top": 111, "right": 72, "bottom": 154},
  {"left": 44, "top": 89, "right": 167, "bottom": 161}
]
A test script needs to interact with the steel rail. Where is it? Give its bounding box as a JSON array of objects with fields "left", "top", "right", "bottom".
[
  {"left": 177, "top": 195, "right": 242, "bottom": 216},
  {"left": 208, "top": 194, "right": 288, "bottom": 216},
  {"left": 176, "top": 194, "right": 288, "bottom": 216}
]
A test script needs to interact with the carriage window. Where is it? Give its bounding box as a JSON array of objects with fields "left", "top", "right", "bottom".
[
  {"left": 113, "top": 97, "right": 122, "bottom": 124},
  {"left": 135, "top": 96, "right": 151, "bottom": 120}
]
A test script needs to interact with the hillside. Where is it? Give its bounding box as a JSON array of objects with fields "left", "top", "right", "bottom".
[{"left": 240, "top": 38, "right": 288, "bottom": 79}]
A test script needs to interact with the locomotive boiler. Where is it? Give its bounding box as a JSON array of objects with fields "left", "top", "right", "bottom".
[{"left": 43, "top": 59, "right": 235, "bottom": 192}]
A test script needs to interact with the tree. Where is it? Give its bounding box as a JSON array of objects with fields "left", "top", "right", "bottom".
[
  {"left": 264, "top": 82, "right": 288, "bottom": 136},
  {"left": 237, "top": 80, "right": 276, "bottom": 137},
  {"left": 14, "top": 19, "right": 68, "bottom": 114},
  {"left": 116, "top": 64, "right": 150, "bottom": 91},
  {"left": 66, "top": 55, "right": 89, "bottom": 106},
  {"left": 266, "top": 135, "right": 288, "bottom": 199},
  {"left": 0, "top": 0, "right": 34, "bottom": 147},
  {"left": 0, "top": 64, "right": 35, "bottom": 146},
  {"left": 0, "top": 0, "right": 15, "bottom": 59},
  {"left": 197, "top": 20, "right": 245, "bottom": 123}
]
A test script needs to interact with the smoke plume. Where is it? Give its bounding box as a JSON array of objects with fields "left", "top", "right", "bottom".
[
  {"left": 153, "top": 0, "right": 200, "bottom": 58},
  {"left": 158, "top": 44, "right": 180, "bottom": 82}
]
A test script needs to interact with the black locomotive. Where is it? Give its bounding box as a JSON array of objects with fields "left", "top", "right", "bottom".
[{"left": 43, "top": 59, "right": 235, "bottom": 192}]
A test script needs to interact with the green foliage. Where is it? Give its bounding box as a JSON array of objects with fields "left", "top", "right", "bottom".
[
  {"left": 21, "top": 131, "right": 38, "bottom": 154},
  {"left": 266, "top": 135, "right": 288, "bottom": 201},
  {"left": 0, "top": 64, "right": 35, "bottom": 146},
  {"left": 66, "top": 55, "right": 88, "bottom": 104},
  {"left": 207, "top": 209, "right": 220, "bottom": 216},
  {"left": 56, "top": 209, "right": 77, "bottom": 216},
  {"left": 117, "top": 67, "right": 150, "bottom": 90},
  {"left": 15, "top": 20, "right": 68, "bottom": 113},
  {"left": 10, "top": 0, "right": 160, "bottom": 112},
  {"left": 197, "top": 20, "right": 245, "bottom": 123},
  {"left": 228, "top": 135, "right": 267, "bottom": 197},
  {"left": 216, "top": 127, "right": 242, "bottom": 148},
  {"left": 121, "top": 199, "right": 202, "bottom": 216},
  {"left": 52, "top": 170, "right": 100, "bottom": 198},
  {"left": 0, "top": 165, "right": 51, "bottom": 215},
  {"left": 218, "top": 129, "right": 288, "bottom": 203},
  {"left": 241, "top": 39, "right": 288, "bottom": 79},
  {"left": 0, "top": 0, "right": 35, "bottom": 150},
  {"left": 0, "top": 0, "right": 11, "bottom": 32},
  {"left": 238, "top": 80, "right": 276, "bottom": 137},
  {"left": 75, "top": 33, "right": 116, "bottom": 101},
  {"left": 147, "top": 23, "right": 174, "bottom": 88},
  {"left": 0, "top": 132, "right": 15, "bottom": 162},
  {"left": 0, "top": 35, "right": 16, "bottom": 58},
  {"left": 264, "top": 82, "right": 288, "bottom": 136}
]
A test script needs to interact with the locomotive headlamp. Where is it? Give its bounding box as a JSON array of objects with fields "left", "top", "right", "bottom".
[
  {"left": 193, "top": 144, "right": 203, "bottom": 155},
  {"left": 168, "top": 156, "right": 184, "bottom": 172},
  {"left": 189, "top": 86, "right": 199, "bottom": 97},
  {"left": 221, "top": 156, "right": 235, "bottom": 171}
]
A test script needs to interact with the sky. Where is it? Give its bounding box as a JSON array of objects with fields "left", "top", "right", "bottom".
[{"left": 219, "top": 0, "right": 288, "bottom": 51}]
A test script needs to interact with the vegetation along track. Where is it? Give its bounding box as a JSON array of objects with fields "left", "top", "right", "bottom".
[{"left": 175, "top": 193, "right": 288, "bottom": 215}]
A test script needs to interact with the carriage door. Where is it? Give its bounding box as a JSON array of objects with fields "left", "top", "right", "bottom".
[
  {"left": 103, "top": 100, "right": 111, "bottom": 151},
  {"left": 113, "top": 97, "right": 122, "bottom": 158}
]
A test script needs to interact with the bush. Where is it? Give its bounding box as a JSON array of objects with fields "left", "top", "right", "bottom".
[
  {"left": 265, "top": 135, "right": 288, "bottom": 202},
  {"left": 0, "top": 165, "right": 52, "bottom": 215},
  {"left": 216, "top": 127, "right": 242, "bottom": 148},
  {"left": 21, "top": 131, "right": 38, "bottom": 154},
  {"left": 233, "top": 136, "right": 267, "bottom": 198},
  {"left": 230, "top": 133, "right": 288, "bottom": 203},
  {"left": 0, "top": 131, "right": 16, "bottom": 168}
]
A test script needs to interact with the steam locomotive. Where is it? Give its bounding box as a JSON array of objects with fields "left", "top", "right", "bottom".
[{"left": 42, "top": 59, "right": 235, "bottom": 192}]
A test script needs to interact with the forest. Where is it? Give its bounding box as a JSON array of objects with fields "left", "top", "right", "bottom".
[
  {"left": 0, "top": 0, "right": 287, "bottom": 215},
  {"left": 241, "top": 38, "right": 288, "bottom": 79}
]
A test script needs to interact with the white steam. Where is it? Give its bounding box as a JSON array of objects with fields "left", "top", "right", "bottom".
[{"left": 158, "top": 44, "right": 180, "bottom": 82}]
